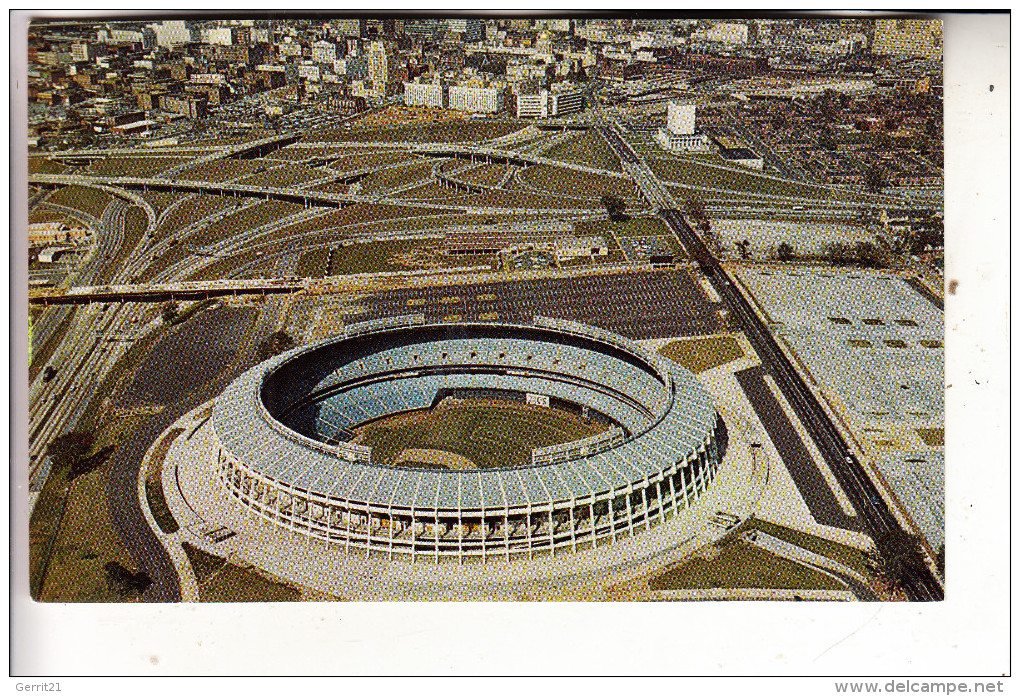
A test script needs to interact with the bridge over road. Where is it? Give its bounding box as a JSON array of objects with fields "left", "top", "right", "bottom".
[{"left": 29, "top": 277, "right": 306, "bottom": 306}]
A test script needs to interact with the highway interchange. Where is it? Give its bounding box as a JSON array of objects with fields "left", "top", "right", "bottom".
[{"left": 27, "top": 111, "right": 942, "bottom": 602}]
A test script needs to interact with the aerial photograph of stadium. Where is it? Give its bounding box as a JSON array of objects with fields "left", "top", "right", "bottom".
[{"left": 21, "top": 11, "right": 946, "bottom": 605}]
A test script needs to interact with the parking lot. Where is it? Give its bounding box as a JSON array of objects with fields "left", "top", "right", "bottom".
[{"left": 355, "top": 269, "right": 722, "bottom": 340}]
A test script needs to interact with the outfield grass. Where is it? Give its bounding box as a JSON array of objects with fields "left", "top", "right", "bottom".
[
  {"left": 648, "top": 540, "right": 844, "bottom": 591},
  {"left": 659, "top": 336, "right": 744, "bottom": 373},
  {"left": 355, "top": 399, "right": 607, "bottom": 469},
  {"left": 182, "top": 543, "right": 301, "bottom": 602},
  {"left": 543, "top": 129, "right": 623, "bottom": 172}
]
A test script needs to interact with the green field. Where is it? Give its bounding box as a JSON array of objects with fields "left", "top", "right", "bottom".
[
  {"left": 84, "top": 156, "right": 190, "bottom": 177},
  {"left": 648, "top": 155, "right": 880, "bottom": 203},
  {"left": 315, "top": 120, "right": 523, "bottom": 144},
  {"left": 916, "top": 427, "right": 944, "bottom": 447},
  {"left": 331, "top": 239, "right": 494, "bottom": 276},
  {"left": 544, "top": 129, "right": 622, "bottom": 172},
  {"left": 575, "top": 216, "right": 672, "bottom": 238},
  {"left": 45, "top": 185, "right": 114, "bottom": 220},
  {"left": 354, "top": 399, "right": 608, "bottom": 469},
  {"left": 183, "top": 543, "right": 301, "bottom": 602},
  {"left": 648, "top": 539, "right": 843, "bottom": 591},
  {"left": 659, "top": 336, "right": 744, "bottom": 374},
  {"left": 518, "top": 164, "right": 637, "bottom": 200}
]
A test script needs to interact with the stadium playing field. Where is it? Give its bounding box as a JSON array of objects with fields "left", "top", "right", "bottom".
[{"left": 352, "top": 398, "right": 609, "bottom": 470}]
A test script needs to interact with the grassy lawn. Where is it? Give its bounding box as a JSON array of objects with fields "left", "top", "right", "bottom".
[
  {"left": 182, "top": 543, "right": 301, "bottom": 602},
  {"left": 358, "top": 160, "right": 435, "bottom": 194},
  {"left": 456, "top": 189, "right": 594, "bottom": 210},
  {"left": 144, "top": 427, "right": 184, "bottom": 534},
  {"left": 916, "top": 427, "right": 944, "bottom": 447},
  {"left": 332, "top": 239, "right": 495, "bottom": 275},
  {"left": 455, "top": 163, "right": 514, "bottom": 187},
  {"left": 746, "top": 519, "right": 871, "bottom": 578},
  {"left": 354, "top": 399, "right": 607, "bottom": 469},
  {"left": 647, "top": 156, "right": 878, "bottom": 203},
  {"left": 177, "top": 159, "right": 267, "bottom": 183},
  {"left": 157, "top": 194, "right": 235, "bottom": 235},
  {"left": 233, "top": 163, "right": 330, "bottom": 188},
  {"left": 100, "top": 205, "right": 148, "bottom": 284},
  {"left": 28, "top": 208, "right": 71, "bottom": 225},
  {"left": 45, "top": 185, "right": 114, "bottom": 220},
  {"left": 28, "top": 158, "right": 70, "bottom": 174},
  {"left": 140, "top": 190, "right": 182, "bottom": 219},
  {"left": 518, "top": 164, "right": 637, "bottom": 200},
  {"left": 659, "top": 335, "right": 744, "bottom": 373},
  {"left": 544, "top": 129, "right": 622, "bottom": 172},
  {"left": 648, "top": 539, "right": 844, "bottom": 591},
  {"left": 297, "top": 247, "right": 330, "bottom": 277},
  {"left": 198, "top": 200, "right": 303, "bottom": 246},
  {"left": 30, "top": 414, "right": 150, "bottom": 602},
  {"left": 575, "top": 216, "right": 672, "bottom": 238},
  {"left": 326, "top": 151, "right": 419, "bottom": 173},
  {"left": 84, "top": 156, "right": 190, "bottom": 177}
]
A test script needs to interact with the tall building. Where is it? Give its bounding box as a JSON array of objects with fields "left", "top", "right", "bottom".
[
  {"left": 404, "top": 81, "right": 446, "bottom": 108},
  {"left": 447, "top": 84, "right": 505, "bottom": 114},
  {"left": 515, "top": 86, "right": 584, "bottom": 118},
  {"left": 311, "top": 39, "right": 338, "bottom": 65},
  {"left": 447, "top": 18, "right": 484, "bottom": 42},
  {"left": 871, "top": 18, "right": 942, "bottom": 59},
  {"left": 367, "top": 40, "right": 397, "bottom": 96},
  {"left": 657, "top": 99, "right": 708, "bottom": 152},
  {"left": 151, "top": 20, "right": 195, "bottom": 49},
  {"left": 667, "top": 100, "right": 695, "bottom": 135}
]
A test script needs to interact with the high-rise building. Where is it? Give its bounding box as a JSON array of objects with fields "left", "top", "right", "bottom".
[
  {"left": 447, "top": 84, "right": 504, "bottom": 113},
  {"left": 312, "top": 39, "right": 338, "bottom": 65},
  {"left": 151, "top": 20, "right": 195, "bottom": 49},
  {"left": 871, "top": 18, "right": 942, "bottom": 59},
  {"left": 367, "top": 40, "right": 397, "bottom": 96},
  {"left": 447, "top": 18, "right": 484, "bottom": 42},
  {"left": 404, "top": 81, "right": 446, "bottom": 108},
  {"left": 667, "top": 100, "right": 695, "bottom": 135}
]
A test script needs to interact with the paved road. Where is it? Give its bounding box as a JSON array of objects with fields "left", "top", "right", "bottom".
[{"left": 735, "top": 366, "right": 857, "bottom": 531}]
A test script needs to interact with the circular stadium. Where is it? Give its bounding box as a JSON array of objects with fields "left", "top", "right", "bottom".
[{"left": 210, "top": 315, "right": 727, "bottom": 563}]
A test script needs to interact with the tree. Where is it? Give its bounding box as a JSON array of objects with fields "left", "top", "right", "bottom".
[
  {"left": 600, "top": 193, "right": 627, "bottom": 221},
  {"left": 736, "top": 239, "right": 752, "bottom": 259},
  {"left": 818, "top": 128, "right": 838, "bottom": 151},
  {"left": 258, "top": 330, "right": 296, "bottom": 359},
  {"left": 104, "top": 561, "right": 153, "bottom": 598},
  {"left": 863, "top": 163, "right": 887, "bottom": 193},
  {"left": 161, "top": 301, "right": 179, "bottom": 324},
  {"left": 855, "top": 240, "right": 879, "bottom": 267},
  {"left": 47, "top": 431, "right": 94, "bottom": 469},
  {"left": 868, "top": 529, "right": 929, "bottom": 590},
  {"left": 684, "top": 196, "right": 707, "bottom": 222},
  {"left": 776, "top": 241, "right": 795, "bottom": 261},
  {"left": 935, "top": 543, "right": 945, "bottom": 578}
]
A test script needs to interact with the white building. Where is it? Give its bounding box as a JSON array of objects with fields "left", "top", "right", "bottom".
[
  {"left": 447, "top": 84, "right": 504, "bottom": 114},
  {"left": 704, "top": 22, "right": 749, "bottom": 45},
  {"left": 202, "top": 27, "right": 233, "bottom": 46},
  {"left": 447, "top": 18, "right": 484, "bottom": 42},
  {"left": 515, "top": 87, "right": 584, "bottom": 118},
  {"left": 404, "top": 81, "right": 446, "bottom": 108},
  {"left": 656, "top": 99, "right": 709, "bottom": 152},
  {"left": 71, "top": 43, "right": 96, "bottom": 62},
  {"left": 151, "top": 20, "right": 195, "bottom": 49},
  {"left": 311, "top": 40, "right": 337, "bottom": 65},
  {"left": 667, "top": 100, "right": 695, "bottom": 135},
  {"left": 367, "top": 40, "right": 397, "bottom": 97}
]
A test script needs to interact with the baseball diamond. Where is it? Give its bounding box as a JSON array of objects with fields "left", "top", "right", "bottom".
[{"left": 210, "top": 315, "right": 727, "bottom": 562}]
